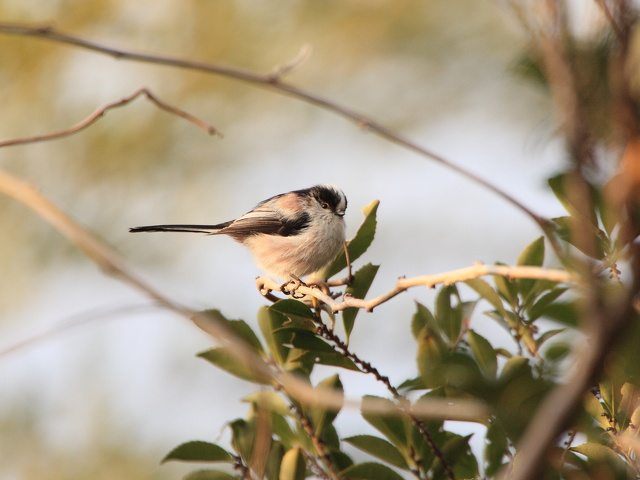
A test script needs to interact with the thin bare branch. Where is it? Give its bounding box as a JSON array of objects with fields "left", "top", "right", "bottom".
[
  {"left": 0, "top": 22, "right": 550, "bottom": 231},
  {"left": 0, "top": 87, "right": 220, "bottom": 148},
  {"left": 258, "top": 263, "right": 577, "bottom": 313}
]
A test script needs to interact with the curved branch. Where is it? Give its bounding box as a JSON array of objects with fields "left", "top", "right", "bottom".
[
  {"left": 257, "top": 264, "right": 577, "bottom": 313},
  {"left": 0, "top": 87, "right": 220, "bottom": 148},
  {"left": 0, "top": 22, "right": 549, "bottom": 231}
]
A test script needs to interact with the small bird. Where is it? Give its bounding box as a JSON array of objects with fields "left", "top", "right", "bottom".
[{"left": 130, "top": 185, "right": 347, "bottom": 281}]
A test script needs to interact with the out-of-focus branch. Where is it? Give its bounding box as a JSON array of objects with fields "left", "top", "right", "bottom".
[
  {"left": 0, "top": 22, "right": 550, "bottom": 232},
  {"left": 0, "top": 87, "right": 220, "bottom": 148},
  {"left": 0, "top": 168, "right": 489, "bottom": 425},
  {"left": 257, "top": 263, "right": 576, "bottom": 313}
]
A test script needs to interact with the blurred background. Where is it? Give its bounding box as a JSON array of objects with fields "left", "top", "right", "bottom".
[{"left": 0, "top": 0, "right": 584, "bottom": 478}]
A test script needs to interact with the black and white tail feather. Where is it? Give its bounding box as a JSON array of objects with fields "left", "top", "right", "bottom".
[{"left": 130, "top": 185, "right": 347, "bottom": 280}]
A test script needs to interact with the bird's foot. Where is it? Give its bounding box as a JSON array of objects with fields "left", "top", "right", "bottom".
[{"left": 281, "top": 275, "right": 307, "bottom": 299}]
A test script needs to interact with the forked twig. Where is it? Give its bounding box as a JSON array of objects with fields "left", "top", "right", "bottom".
[
  {"left": 257, "top": 263, "right": 576, "bottom": 313},
  {"left": 0, "top": 87, "right": 221, "bottom": 148}
]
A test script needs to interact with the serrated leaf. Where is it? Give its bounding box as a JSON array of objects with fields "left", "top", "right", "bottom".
[
  {"left": 318, "top": 200, "right": 379, "bottom": 279},
  {"left": 279, "top": 447, "right": 306, "bottom": 480},
  {"left": 197, "top": 347, "right": 272, "bottom": 385},
  {"left": 468, "top": 329, "right": 497, "bottom": 378},
  {"left": 183, "top": 470, "right": 239, "bottom": 480},
  {"left": 340, "top": 461, "right": 405, "bottom": 480},
  {"left": 270, "top": 299, "right": 314, "bottom": 320},
  {"left": 343, "top": 435, "right": 408, "bottom": 470},
  {"left": 343, "top": 263, "right": 379, "bottom": 342},
  {"left": 198, "top": 310, "right": 264, "bottom": 354},
  {"left": 162, "top": 441, "right": 233, "bottom": 464}
]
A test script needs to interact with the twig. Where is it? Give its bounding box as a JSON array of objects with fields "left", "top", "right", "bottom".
[
  {"left": 0, "top": 168, "right": 488, "bottom": 425},
  {"left": 0, "top": 87, "right": 220, "bottom": 148},
  {"left": 257, "top": 263, "right": 576, "bottom": 313},
  {"left": 0, "top": 22, "right": 549, "bottom": 231},
  {"left": 314, "top": 320, "right": 455, "bottom": 480}
]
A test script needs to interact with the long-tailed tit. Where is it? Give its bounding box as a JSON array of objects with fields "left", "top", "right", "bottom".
[{"left": 130, "top": 185, "right": 347, "bottom": 280}]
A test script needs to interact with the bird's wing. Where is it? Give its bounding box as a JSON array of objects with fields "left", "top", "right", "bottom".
[{"left": 220, "top": 207, "right": 309, "bottom": 238}]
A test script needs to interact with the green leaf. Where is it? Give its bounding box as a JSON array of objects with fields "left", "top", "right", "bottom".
[
  {"left": 230, "top": 419, "right": 253, "bottom": 461},
  {"left": 343, "top": 263, "right": 380, "bottom": 342},
  {"left": 197, "top": 347, "right": 271, "bottom": 384},
  {"left": 258, "top": 307, "right": 290, "bottom": 365},
  {"left": 535, "top": 328, "right": 566, "bottom": 350},
  {"left": 517, "top": 237, "right": 545, "bottom": 268},
  {"left": 527, "top": 287, "right": 569, "bottom": 322},
  {"left": 361, "top": 396, "right": 408, "bottom": 449},
  {"left": 162, "top": 441, "right": 233, "bottom": 464},
  {"left": 411, "top": 302, "right": 438, "bottom": 340},
  {"left": 571, "top": 442, "right": 629, "bottom": 471},
  {"left": 279, "top": 447, "right": 306, "bottom": 480},
  {"left": 270, "top": 299, "right": 315, "bottom": 320},
  {"left": 295, "top": 350, "right": 360, "bottom": 371},
  {"left": 493, "top": 263, "right": 518, "bottom": 307},
  {"left": 183, "top": 470, "right": 239, "bottom": 480},
  {"left": 516, "top": 237, "right": 545, "bottom": 299},
  {"left": 340, "top": 462, "right": 405, "bottom": 480},
  {"left": 242, "top": 391, "right": 292, "bottom": 418},
  {"left": 537, "top": 301, "right": 579, "bottom": 326},
  {"left": 265, "top": 442, "right": 285, "bottom": 480},
  {"left": 465, "top": 278, "right": 508, "bottom": 318},
  {"left": 417, "top": 334, "right": 446, "bottom": 388},
  {"left": 551, "top": 216, "right": 608, "bottom": 260},
  {"left": 435, "top": 285, "right": 463, "bottom": 346},
  {"left": 343, "top": 435, "right": 408, "bottom": 470},
  {"left": 467, "top": 329, "right": 497, "bottom": 379},
  {"left": 484, "top": 422, "right": 508, "bottom": 476},
  {"left": 199, "top": 310, "right": 264, "bottom": 354},
  {"left": 318, "top": 200, "right": 379, "bottom": 279},
  {"left": 308, "top": 374, "right": 343, "bottom": 437},
  {"left": 431, "top": 434, "right": 478, "bottom": 480},
  {"left": 289, "top": 330, "right": 335, "bottom": 353}
]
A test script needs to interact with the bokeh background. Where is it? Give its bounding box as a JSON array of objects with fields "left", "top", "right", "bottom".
[{"left": 0, "top": 1, "right": 582, "bottom": 478}]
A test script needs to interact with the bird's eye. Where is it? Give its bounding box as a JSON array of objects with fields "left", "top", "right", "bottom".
[{"left": 320, "top": 202, "right": 329, "bottom": 209}]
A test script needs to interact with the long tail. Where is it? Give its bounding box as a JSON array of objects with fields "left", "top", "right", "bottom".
[{"left": 129, "top": 223, "right": 228, "bottom": 234}]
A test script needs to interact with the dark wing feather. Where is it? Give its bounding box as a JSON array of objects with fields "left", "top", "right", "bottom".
[{"left": 219, "top": 208, "right": 310, "bottom": 239}]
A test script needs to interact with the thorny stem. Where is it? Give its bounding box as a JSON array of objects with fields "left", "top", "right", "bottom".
[
  {"left": 287, "top": 399, "right": 342, "bottom": 480},
  {"left": 313, "top": 317, "right": 455, "bottom": 480}
]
